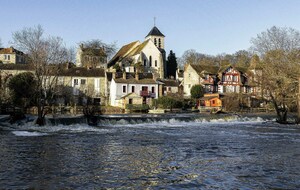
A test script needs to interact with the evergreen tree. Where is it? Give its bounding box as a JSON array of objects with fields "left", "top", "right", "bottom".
[{"left": 166, "top": 50, "right": 177, "bottom": 79}]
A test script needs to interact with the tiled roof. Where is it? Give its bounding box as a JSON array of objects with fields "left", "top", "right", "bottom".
[
  {"left": 0, "top": 64, "right": 32, "bottom": 70},
  {"left": 108, "top": 41, "right": 140, "bottom": 68},
  {"left": 190, "top": 64, "right": 219, "bottom": 75},
  {"left": 0, "top": 47, "right": 24, "bottom": 55},
  {"left": 145, "top": 26, "right": 165, "bottom": 37}
]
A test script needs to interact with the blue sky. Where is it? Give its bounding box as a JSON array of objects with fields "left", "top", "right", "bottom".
[{"left": 1, "top": 0, "right": 300, "bottom": 57}]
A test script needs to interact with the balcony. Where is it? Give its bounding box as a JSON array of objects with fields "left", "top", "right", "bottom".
[{"left": 140, "top": 91, "right": 156, "bottom": 98}]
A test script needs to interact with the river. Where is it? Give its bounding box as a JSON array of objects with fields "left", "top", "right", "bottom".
[{"left": 0, "top": 114, "right": 300, "bottom": 189}]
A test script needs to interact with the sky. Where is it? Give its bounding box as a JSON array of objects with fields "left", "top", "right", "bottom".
[{"left": 1, "top": 0, "right": 300, "bottom": 57}]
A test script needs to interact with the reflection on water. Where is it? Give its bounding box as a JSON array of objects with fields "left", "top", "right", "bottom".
[{"left": 0, "top": 116, "right": 300, "bottom": 189}]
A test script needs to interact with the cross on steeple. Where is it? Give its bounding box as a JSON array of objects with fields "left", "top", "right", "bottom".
[{"left": 154, "top": 17, "right": 156, "bottom": 27}]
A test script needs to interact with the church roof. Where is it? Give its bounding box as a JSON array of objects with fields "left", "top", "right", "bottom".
[
  {"left": 108, "top": 41, "right": 140, "bottom": 68},
  {"left": 146, "top": 26, "right": 165, "bottom": 38}
]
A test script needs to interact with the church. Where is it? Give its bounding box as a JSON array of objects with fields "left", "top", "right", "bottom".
[{"left": 108, "top": 26, "right": 166, "bottom": 79}]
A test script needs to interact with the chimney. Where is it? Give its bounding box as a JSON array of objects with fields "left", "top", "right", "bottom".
[
  {"left": 112, "top": 69, "right": 116, "bottom": 79},
  {"left": 123, "top": 72, "right": 126, "bottom": 79},
  {"left": 135, "top": 72, "right": 139, "bottom": 80}
]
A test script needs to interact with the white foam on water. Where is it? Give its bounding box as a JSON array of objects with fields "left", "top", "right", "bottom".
[{"left": 12, "top": 131, "right": 48, "bottom": 137}]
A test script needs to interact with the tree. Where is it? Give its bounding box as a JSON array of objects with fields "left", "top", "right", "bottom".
[
  {"left": 190, "top": 85, "right": 204, "bottom": 99},
  {"left": 80, "top": 39, "right": 117, "bottom": 60},
  {"left": 261, "top": 50, "right": 300, "bottom": 123},
  {"left": 166, "top": 50, "right": 177, "bottom": 79},
  {"left": 251, "top": 26, "right": 300, "bottom": 55},
  {"left": 12, "top": 25, "right": 69, "bottom": 125},
  {"left": 251, "top": 26, "right": 300, "bottom": 123},
  {"left": 8, "top": 72, "right": 37, "bottom": 108}
]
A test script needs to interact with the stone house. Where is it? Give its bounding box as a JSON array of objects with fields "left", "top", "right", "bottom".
[
  {"left": 0, "top": 47, "right": 26, "bottom": 64},
  {"left": 76, "top": 44, "right": 107, "bottom": 69}
]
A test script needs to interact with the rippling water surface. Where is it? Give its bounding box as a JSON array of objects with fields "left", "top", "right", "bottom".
[{"left": 0, "top": 115, "right": 300, "bottom": 189}]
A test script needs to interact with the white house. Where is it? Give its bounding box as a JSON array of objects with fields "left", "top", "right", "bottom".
[{"left": 110, "top": 72, "right": 159, "bottom": 108}]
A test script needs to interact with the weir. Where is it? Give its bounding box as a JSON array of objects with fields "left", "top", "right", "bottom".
[{"left": 45, "top": 113, "right": 273, "bottom": 126}]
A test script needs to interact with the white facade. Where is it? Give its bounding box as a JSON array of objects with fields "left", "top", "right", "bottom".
[{"left": 110, "top": 78, "right": 159, "bottom": 107}]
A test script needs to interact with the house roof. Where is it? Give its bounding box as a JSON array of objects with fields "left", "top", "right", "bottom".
[
  {"left": 0, "top": 63, "right": 32, "bottom": 70},
  {"left": 190, "top": 64, "right": 219, "bottom": 75},
  {"left": 59, "top": 67, "right": 105, "bottom": 77},
  {"left": 161, "top": 79, "right": 180, "bottom": 87},
  {"left": 0, "top": 47, "right": 24, "bottom": 55},
  {"left": 145, "top": 26, "right": 165, "bottom": 37},
  {"left": 114, "top": 78, "right": 157, "bottom": 84},
  {"left": 80, "top": 47, "right": 106, "bottom": 57}
]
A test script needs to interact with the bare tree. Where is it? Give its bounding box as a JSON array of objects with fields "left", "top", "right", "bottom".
[
  {"left": 251, "top": 26, "right": 300, "bottom": 55},
  {"left": 80, "top": 39, "right": 117, "bottom": 60},
  {"left": 12, "top": 25, "right": 69, "bottom": 125},
  {"left": 251, "top": 26, "right": 300, "bottom": 123}
]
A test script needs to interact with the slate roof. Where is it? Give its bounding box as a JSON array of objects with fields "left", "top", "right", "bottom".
[
  {"left": 161, "top": 79, "right": 180, "bottom": 87},
  {"left": 145, "top": 26, "right": 165, "bottom": 37},
  {"left": 114, "top": 78, "right": 157, "bottom": 84},
  {"left": 59, "top": 67, "right": 105, "bottom": 77}
]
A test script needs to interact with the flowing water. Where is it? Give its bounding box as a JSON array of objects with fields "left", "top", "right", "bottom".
[{"left": 0, "top": 114, "right": 300, "bottom": 189}]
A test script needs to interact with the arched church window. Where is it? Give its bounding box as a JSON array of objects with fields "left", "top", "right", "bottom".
[
  {"left": 154, "top": 38, "right": 157, "bottom": 46},
  {"left": 144, "top": 59, "right": 146, "bottom": 66},
  {"left": 158, "top": 38, "right": 161, "bottom": 48},
  {"left": 149, "top": 56, "right": 152, "bottom": 67}
]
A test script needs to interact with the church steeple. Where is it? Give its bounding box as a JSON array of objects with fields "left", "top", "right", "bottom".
[{"left": 145, "top": 26, "right": 165, "bottom": 49}]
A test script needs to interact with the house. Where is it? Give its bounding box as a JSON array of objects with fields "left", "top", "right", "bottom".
[
  {"left": 75, "top": 44, "right": 107, "bottom": 69},
  {"left": 160, "top": 79, "right": 181, "bottom": 95},
  {"left": 0, "top": 47, "right": 26, "bottom": 64},
  {"left": 57, "top": 67, "right": 106, "bottom": 105},
  {"left": 183, "top": 63, "right": 219, "bottom": 97},
  {"left": 218, "top": 65, "right": 251, "bottom": 94},
  {"left": 199, "top": 94, "right": 222, "bottom": 108},
  {"left": 110, "top": 72, "right": 159, "bottom": 108},
  {"left": 108, "top": 26, "right": 166, "bottom": 79}
]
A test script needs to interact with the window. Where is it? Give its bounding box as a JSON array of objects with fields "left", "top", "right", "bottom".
[
  {"left": 4, "top": 55, "right": 10, "bottom": 60},
  {"left": 129, "top": 99, "right": 133, "bottom": 104},
  {"left": 149, "top": 56, "right": 152, "bottom": 67},
  {"left": 123, "top": 85, "right": 126, "bottom": 93},
  {"left": 154, "top": 38, "right": 157, "bottom": 46},
  {"left": 81, "top": 79, "right": 86, "bottom": 85},
  {"left": 74, "top": 79, "right": 78, "bottom": 85},
  {"left": 152, "top": 86, "right": 155, "bottom": 93},
  {"left": 158, "top": 38, "right": 161, "bottom": 48},
  {"left": 131, "top": 86, "right": 135, "bottom": 93},
  {"left": 144, "top": 59, "right": 146, "bottom": 66},
  {"left": 212, "top": 100, "right": 215, "bottom": 104},
  {"left": 168, "top": 87, "right": 171, "bottom": 91},
  {"left": 155, "top": 60, "right": 157, "bottom": 67}
]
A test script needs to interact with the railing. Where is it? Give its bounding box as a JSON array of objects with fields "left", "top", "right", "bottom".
[{"left": 140, "top": 91, "right": 156, "bottom": 98}]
